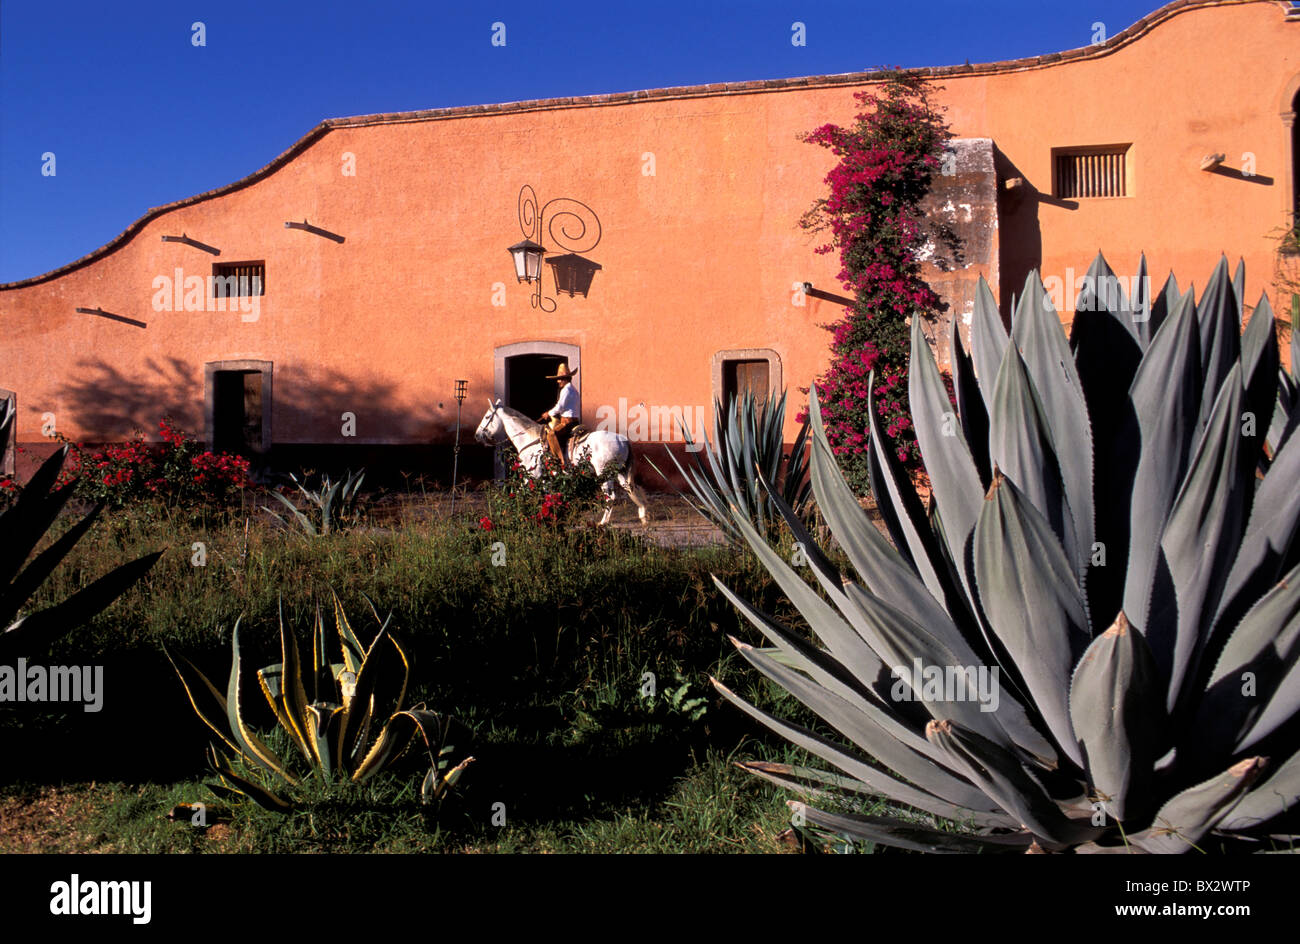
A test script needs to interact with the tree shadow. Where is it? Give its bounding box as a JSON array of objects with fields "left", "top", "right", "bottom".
[{"left": 53, "top": 359, "right": 494, "bottom": 487}]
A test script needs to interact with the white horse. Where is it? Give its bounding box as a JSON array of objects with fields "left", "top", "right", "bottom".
[{"left": 474, "top": 399, "right": 649, "bottom": 526}]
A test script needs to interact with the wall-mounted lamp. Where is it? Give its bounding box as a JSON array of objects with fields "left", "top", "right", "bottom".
[
  {"left": 507, "top": 185, "right": 602, "bottom": 312},
  {"left": 161, "top": 233, "right": 221, "bottom": 255},
  {"left": 1200, "top": 153, "right": 1226, "bottom": 171}
]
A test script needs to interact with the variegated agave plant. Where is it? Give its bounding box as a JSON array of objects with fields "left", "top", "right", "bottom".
[
  {"left": 713, "top": 253, "right": 1300, "bottom": 853},
  {"left": 168, "top": 592, "right": 471, "bottom": 813}
]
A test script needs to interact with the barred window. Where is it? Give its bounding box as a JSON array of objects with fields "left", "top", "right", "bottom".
[
  {"left": 211, "top": 261, "right": 265, "bottom": 297},
  {"left": 1053, "top": 145, "right": 1130, "bottom": 198}
]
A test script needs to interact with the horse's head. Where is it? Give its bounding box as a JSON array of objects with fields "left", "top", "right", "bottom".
[{"left": 474, "top": 398, "right": 505, "bottom": 445}]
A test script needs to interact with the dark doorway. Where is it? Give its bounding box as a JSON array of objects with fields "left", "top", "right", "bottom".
[
  {"left": 722, "top": 358, "right": 770, "bottom": 406},
  {"left": 1292, "top": 90, "right": 1299, "bottom": 225},
  {"left": 505, "top": 353, "right": 568, "bottom": 420},
  {"left": 212, "top": 370, "right": 263, "bottom": 457}
]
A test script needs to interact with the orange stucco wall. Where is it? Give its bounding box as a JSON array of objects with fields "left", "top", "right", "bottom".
[{"left": 1, "top": 0, "right": 1297, "bottom": 468}]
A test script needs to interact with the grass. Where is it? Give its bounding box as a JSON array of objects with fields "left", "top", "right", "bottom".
[
  {"left": 4, "top": 495, "right": 886, "bottom": 852},
  {"left": 0, "top": 745, "right": 807, "bottom": 854}
]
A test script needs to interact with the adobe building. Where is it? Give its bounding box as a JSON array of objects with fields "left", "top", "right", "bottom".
[{"left": 2, "top": 0, "right": 1298, "bottom": 484}]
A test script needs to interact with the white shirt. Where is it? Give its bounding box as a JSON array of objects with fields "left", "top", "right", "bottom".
[{"left": 548, "top": 382, "right": 579, "bottom": 419}]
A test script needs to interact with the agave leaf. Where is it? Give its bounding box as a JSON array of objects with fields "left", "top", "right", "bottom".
[
  {"left": 837, "top": 579, "right": 1052, "bottom": 762},
  {"left": 969, "top": 274, "right": 1009, "bottom": 405},
  {"left": 712, "top": 576, "right": 889, "bottom": 709},
  {"left": 1152, "top": 363, "right": 1251, "bottom": 712},
  {"left": 1132, "top": 757, "right": 1266, "bottom": 853},
  {"left": 0, "top": 447, "right": 76, "bottom": 587},
  {"left": 310, "top": 602, "right": 330, "bottom": 702},
  {"left": 0, "top": 502, "right": 105, "bottom": 629},
  {"left": 258, "top": 664, "right": 321, "bottom": 767},
  {"left": 350, "top": 712, "right": 416, "bottom": 783},
  {"left": 987, "top": 344, "right": 1080, "bottom": 581},
  {"left": 1238, "top": 656, "right": 1300, "bottom": 752},
  {"left": 1131, "top": 254, "right": 1153, "bottom": 349},
  {"left": 1196, "top": 256, "right": 1242, "bottom": 436},
  {"left": 1070, "top": 253, "right": 1144, "bottom": 413},
  {"left": 276, "top": 600, "right": 314, "bottom": 763},
  {"left": 1233, "top": 258, "right": 1246, "bottom": 324},
  {"left": 732, "top": 637, "right": 1000, "bottom": 811},
  {"left": 974, "top": 470, "right": 1088, "bottom": 767},
  {"left": 722, "top": 500, "right": 890, "bottom": 683},
  {"left": 369, "top": 708, "right": 454, "bottom": 785},
  {"left": 1148, "top": 270, "right": 1181, "bottom": 339},
  {"left": 320, "top": 480, "right": 341, "bottom": 535},
  {"left": 331, "top": 588, "right": 366, "bottom": 674},
  {"left": 910, "top": 316, "right": 985, "bottom": 580},
  {"left": 1122, "top": 290, "right": 1202, "bottom": 633},
  {"left": 1073, "top": 251, "right": 1137, "bottom": 344},
  {"left": 1240, "top": 293, "right": 1279, "bottom": 470},
  {"left": 795, "top": 804, "right": 1032, "bottom": 854},
  {"left": 1068, "top": 613, "right": 1165, "bottom": 822},
  {"left": 1212, "top": 428, "right": 1300, "bottom": 652},
  {"left": 166, "top": 648, "right": 243, "bottom": 758},
  {"left": 339, "top": 628, "right": 409, "bottom": 767},
  {"left": 2, "top": 550, "right": 162, "bottom": 653},
  {"left": 1009, "top": 270, "right": 1095, "bottom": 587},
  {"left": 926, "top": 719, "right": 1103, "bottom": 848},
  {"left": 266, "top": 491, "right": 317, "bottom": 536},
  {"left": 304, "top": 703, "right": 343, "bottom": 780},
  {"left": 1072, "top": 254, "right": 1147, "bottom": 620},
  {"left": 207, "top": 757, "right": 293, "bottom": 814},
  {"left": 1269, "top": 368, "right": 1297, "bottom": 456},
  {"left": 950, "top": 312, "right": 992, "bottom": 485},
  {"left": 1219, "top": 748, "right": 1300, "bottom": 832},
  {"left": 860, "top": 378, "right": 977, "bottom": 634},
  {"left": 225, "top": 622, "right": 296, "bottom": 786},
  {"left": 808, "top": 406, "right": 958, "bottom": 636},
  {"left": 755, "top": 471, "right": 840, "bottom": 587},
  {"left": 712, "top": 677, "right": 1011, "bottom": 828}
]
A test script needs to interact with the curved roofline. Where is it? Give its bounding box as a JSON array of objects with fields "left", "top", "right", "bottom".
[{"left": 2, "top": 0, "right": 1289, "bottom": 290}]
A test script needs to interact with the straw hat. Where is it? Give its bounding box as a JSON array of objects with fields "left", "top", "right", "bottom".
[{"left": 546, "top": 363, "right": 578, "bottom": 381}]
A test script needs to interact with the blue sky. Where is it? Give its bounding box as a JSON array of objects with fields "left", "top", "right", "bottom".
[{"left": 1, "top": 0, "right": 1167, "bottom": 283}]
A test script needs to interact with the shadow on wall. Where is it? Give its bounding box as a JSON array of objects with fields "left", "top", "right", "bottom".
[
  {"left": 35, "top": 358, "right": 494, "bottom": 487},
  {"left": 993, "top": 145, "right": 1044, "bottom": 325}
]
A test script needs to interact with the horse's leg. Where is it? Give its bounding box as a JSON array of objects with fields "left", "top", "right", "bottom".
[
  {"left": 598, "top": 480, "right": 616, "bottom": 526},
  {"left": 617, "top": 470, "right": 649, "bottom": 524}
]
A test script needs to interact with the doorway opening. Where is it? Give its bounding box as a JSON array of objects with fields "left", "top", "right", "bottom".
[
  {"left": 505, "top": 353, "right": 569, "bottom": 420},
  {"left": 204, "top": 360, "right": 272, "bottom": 461},
  {"left": 491, "top": 342, "right": 581, "bottom": 476},
  {"left": 213, "top": 371, "right": 263, "bottom": 456}
]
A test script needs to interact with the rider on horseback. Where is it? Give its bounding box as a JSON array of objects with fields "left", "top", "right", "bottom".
[{"left": 539, "top": 363, "right": 578, "bottom": 471}]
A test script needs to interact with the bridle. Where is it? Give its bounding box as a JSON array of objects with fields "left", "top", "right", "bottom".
[{"left": 479, "top": 403, "right": 547, "bottom": 468}]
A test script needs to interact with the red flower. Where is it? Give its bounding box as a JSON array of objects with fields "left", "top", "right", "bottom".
[{"left": 479, "top": 517, "right": 493, "bottom": 531}]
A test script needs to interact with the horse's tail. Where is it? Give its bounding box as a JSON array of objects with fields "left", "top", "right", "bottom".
[{"left": 622, "top": 438, "right": 637, "bottom": 484}]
